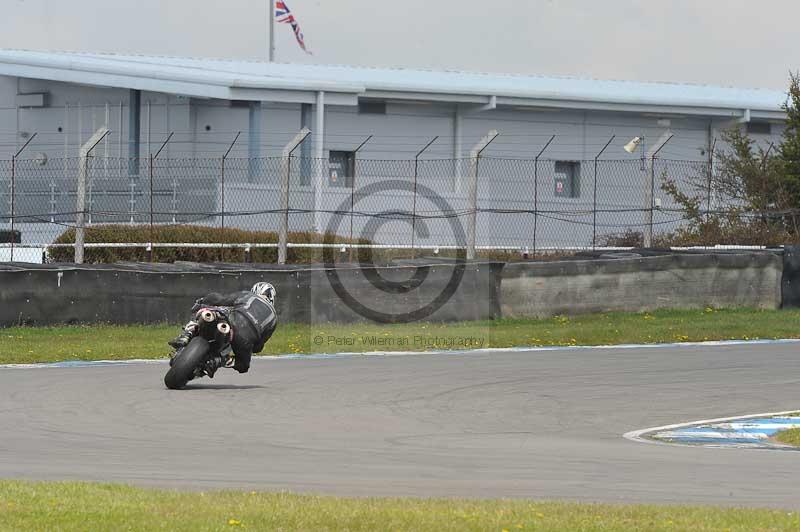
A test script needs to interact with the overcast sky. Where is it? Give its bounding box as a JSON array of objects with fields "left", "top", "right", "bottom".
[{"left": 2, "top": 0, "right": 797, "bottom": 90}]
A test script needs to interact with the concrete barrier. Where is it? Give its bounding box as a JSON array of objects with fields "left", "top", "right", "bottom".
[
  {"left": 500, "top": 252, "right": 782, "bottom": 318},
  {"left": 0, "top": 252, "right": 784, "bottom": 326}
]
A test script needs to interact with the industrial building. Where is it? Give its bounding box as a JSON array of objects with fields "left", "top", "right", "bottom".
[{"left": 0, "top": 49, "right": 787, "bottom": 261}]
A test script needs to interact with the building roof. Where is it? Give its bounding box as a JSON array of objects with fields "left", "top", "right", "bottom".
[{"left": 0, "top": 49, "right": 787, "bottom": 120}]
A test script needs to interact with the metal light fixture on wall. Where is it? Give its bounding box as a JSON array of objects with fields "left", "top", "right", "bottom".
[{"left": 623, "top": 136, "right": 642, "bottom": 154}]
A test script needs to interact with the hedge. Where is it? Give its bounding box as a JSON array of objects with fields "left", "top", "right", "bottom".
[
  {"left": 47, "top": 225, "right": 371, "bottom": 264},
  {"left": 46, "top": 225, "right": 549, "bottom": 264}
]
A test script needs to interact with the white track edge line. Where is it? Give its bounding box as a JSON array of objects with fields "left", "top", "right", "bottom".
[
  {"left": 623, "top": 410, "right": 800, "bottom": 451},
  {"left": 3, "top": 338, "right": 800, "bottom": 369}
]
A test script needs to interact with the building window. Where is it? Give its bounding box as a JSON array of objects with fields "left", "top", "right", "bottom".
[
  {"left": 554, "top": 161, "right": 580, "bottom": 198},
  {"left": 358, "top": 100, "right": 386, "bottom": 115},
  {"left": 329, "top": 151, "right": 355, "bottom": 187},
  {"left": 747, "top": 122, "right": 772, "bottom": 135}
]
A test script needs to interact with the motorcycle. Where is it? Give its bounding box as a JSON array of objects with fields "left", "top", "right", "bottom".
[{"left": 164, "top": 306, "right": 234, "bottom": 390}]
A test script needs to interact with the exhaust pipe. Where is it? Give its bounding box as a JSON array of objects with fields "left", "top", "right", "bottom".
[
  {"left": 216, "top": 322, "right": 231, "bottom": 335},
  {"left": 200, "top": 310, "right": 216, "bottom": 323}
]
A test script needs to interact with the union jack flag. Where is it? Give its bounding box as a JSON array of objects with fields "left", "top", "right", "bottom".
[{"left": 275, "top": 0, "right": 311, "bottom": 54}]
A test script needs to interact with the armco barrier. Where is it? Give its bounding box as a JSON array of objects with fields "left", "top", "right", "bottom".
[
  {"left": 500, "top": 252, "right": 782, "bottom": 318},
  {"left": 0, "top": 261, "right": 501, "bottom": 326}
]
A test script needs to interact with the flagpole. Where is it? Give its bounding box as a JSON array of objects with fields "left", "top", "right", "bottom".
[{"left": 269, "top": 0, "right": 276, "bottom": 62}]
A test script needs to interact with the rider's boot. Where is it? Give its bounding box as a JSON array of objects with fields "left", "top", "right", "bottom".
[
  {"left": 205, "top": 355, "right": 227, "bottom": 379},
  {"left": 169, "top": 321, "right": 198, "bottom": 349}
]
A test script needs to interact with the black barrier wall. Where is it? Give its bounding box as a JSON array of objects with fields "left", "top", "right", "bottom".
[
  {"left": 0, "top": 261, "right": 501, "bottom": 326},
  {"left": 782, "top": 246, "right": 800, "bottom": 309}
]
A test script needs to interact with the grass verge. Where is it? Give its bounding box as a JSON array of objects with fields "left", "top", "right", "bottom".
[
  {"left": 2, "top": 307, "right": 799, "bottom": 365},
  {"left": 775, "top": 428, "right": 800, "bottom": 447},
  {"left": 1, "top": 480, "right": 798, "bottom": 531}
]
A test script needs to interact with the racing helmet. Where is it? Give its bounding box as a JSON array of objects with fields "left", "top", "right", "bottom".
[{"left": 251, "top": 282, "right": 276, "bottom": 305}]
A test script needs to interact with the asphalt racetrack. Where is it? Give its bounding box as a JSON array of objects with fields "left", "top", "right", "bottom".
[{"left": 2, "top": 343, "right": 800, "bottom": 508}]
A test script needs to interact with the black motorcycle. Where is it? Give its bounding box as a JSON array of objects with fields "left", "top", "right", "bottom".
[{"left": 164, "top": 307, "right": 233, "bottom": 390}]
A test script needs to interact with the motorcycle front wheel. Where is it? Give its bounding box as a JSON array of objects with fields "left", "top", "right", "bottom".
[{"left": 164, "top": 337, "right": 211, "bottom": 390}]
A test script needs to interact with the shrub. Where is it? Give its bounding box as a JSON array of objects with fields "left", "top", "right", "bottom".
[
  {"left": 650, "top": 73, "right": 800, "bottom": 248},
  {"left": 599, "top": 230, "right": 645, "bottom": 248},
  {"left": 47, "top": 225, "right": 555, "bottom": 265},
  {"left": 47, "top": 225, "right": 371, "bottom": 264}
]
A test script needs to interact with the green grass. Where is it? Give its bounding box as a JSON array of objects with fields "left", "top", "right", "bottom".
[
  {"left": 2, "top": 307, "right": 800, "bottom": 365},
  {"left": 775, "top": 428, "right": 800, "bottom": 447},
  {"left": 0, "top": 480, "right": 798, "bottom": 531}
]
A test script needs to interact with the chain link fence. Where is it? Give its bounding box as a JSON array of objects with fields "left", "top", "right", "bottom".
[{"left": 0, "top": 152, "right": 754, "bottom": 262}]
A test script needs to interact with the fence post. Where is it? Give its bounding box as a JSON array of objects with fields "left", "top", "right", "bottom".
[
  {"left": 75, "top": 128, "right": 110, "bottom": 264},
  {"left": 49, "top": 181, "right": 56, "bottom": 223},
  {"left": 643, "top": 132, "right": 673, "bottom": 248},
  {"left": 313, "top": 91, "right": 326, "bottom": 233},
  {"left": 148, "top": 153, "right": 154, "bottom": 261},
  {"left": 533, "top": 136, "right": 555, "bottom": 258},
  {"left": 220, "top": 132, "right": 241, "bottom": 262},
  {"left": 412, "top": 136, "right": 439, "bottom": 258},
  {"left": 279, "top": 128, "right": 311, "bottom": 265},
  {"left": 453, "top": 107, "right": 463, "bottom": 193},
  {"left": 349, "top": 135, "right": 372, "bottom": 262},
  {"left": 706, "top": 137, "right": 716, "bottom": 224},
  {"left": 9, "top": 133, "right": 37, "bottom": 262},
  {"left": 220, "top": 156, "right": 225, "bottom": 257},
  {"left": 647, "top": 156, "right": 655, "bottom": 247},
  {"left": 87, "top": 178, "right": 93, "bottom": 225},
  {"left": 149, "top": 132, "right": 174, "bottom": 262},
  {"left": 467, "top": 130, "right": 499, "bottom": 260},
  {"left": 9, "top": 156, "right": 14, "bottom": 263},
  {"left": 593, "top": 136, "right": 615, "bottom": 250}
]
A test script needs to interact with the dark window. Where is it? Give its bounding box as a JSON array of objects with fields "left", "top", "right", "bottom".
[
  {"left": 747, "top": 122, "right": 772, "bottom": 135},
  {"left": 329, "top": 151, "right": 355, "bottom": 188},
  {"left": 358, "top": 100, "right": 387, "bottom": 115},
  {"left": 229, "top": 100, "right": 251, "bottom": 108},
  {"left": 554, "top": 161, "right": 580, "bottom": 198}
]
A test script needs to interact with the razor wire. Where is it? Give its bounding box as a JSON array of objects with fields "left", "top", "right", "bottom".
[{"left": 0, "top": 155, "right": 794, "bottom": 257}]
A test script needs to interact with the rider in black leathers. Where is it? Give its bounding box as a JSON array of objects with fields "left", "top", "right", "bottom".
[{"left": 169, "top": 282, "right": 278, "bottom": 376}]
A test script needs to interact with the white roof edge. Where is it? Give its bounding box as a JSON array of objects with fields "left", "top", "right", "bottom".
[
  {"left": 0, "top": 52, "right": 366, "bottom": 94},
  {"left": 0, "top": 49, "right": 787, "bottom": 117},
  {"left": 3, "top": 63, "right": 236, "bottom": 101}
]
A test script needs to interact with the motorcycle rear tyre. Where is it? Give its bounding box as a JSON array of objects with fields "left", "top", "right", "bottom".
[{"left": 164, "top": 337, "right": 211, "bottom": 390}]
